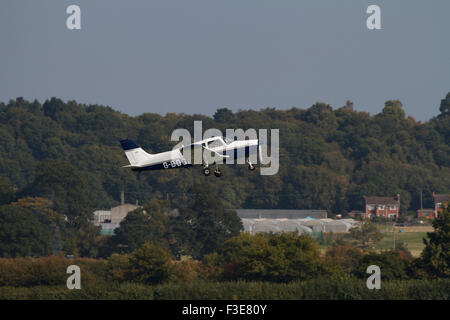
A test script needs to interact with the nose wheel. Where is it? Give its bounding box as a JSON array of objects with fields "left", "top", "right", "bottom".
[
  {"left": 247, "top": 159, "right": 256, "bottom": 171},
  {"left": 214, "top": 169, "right": 222, "bottom": 177}
]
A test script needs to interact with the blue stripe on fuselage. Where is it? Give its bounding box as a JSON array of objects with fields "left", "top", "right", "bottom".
[{"left": 132, "top": 162, "right": 192, "bottom": 172}]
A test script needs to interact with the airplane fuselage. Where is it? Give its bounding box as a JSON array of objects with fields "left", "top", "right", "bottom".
[{"left": 121, "top": 137, "right": 259, "bottom": 176}]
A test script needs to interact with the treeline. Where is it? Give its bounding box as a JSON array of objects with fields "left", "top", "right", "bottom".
[
  {"left": 1, "top": 279, "right": 449, "bottom": 300},
  {"left": 0, "top": 206, "right": 448, "bottom": 299},
  {"left": 0, "top": 94, "right": 449, "bottom": 259},
  {"left": 1, "top": 206, "right": 449, "bottom": 287},
  {"left": 0, "top": 94, "right": 449, "bottom": 215},
  {"left": 0, "top": 181, "right": 242, "bottom": 258}
]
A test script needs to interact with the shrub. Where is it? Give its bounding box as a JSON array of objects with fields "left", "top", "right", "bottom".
[
  {"left": 0, "top": 255, "right": 107, "bottom": 287},
  {"left": 354, "top": 250, "right": 411, "bottom": 280},
  {"left": 107, "top": 253, "right": 130, "bottom": 283},
  {"left": 0, "top": 279, "right": 448, "bottom": 300},
  {"left": 325, "top": 244, "right": 364, "bottom": 273},
  {"left": 219, "top": 233, "right": 326, "bottom": 282},
  {"left": 126, "top": 242, "right": 172, "bottom": 285},
  {"left": 169, "top": 259, "right": 203, "bottom": 284}
]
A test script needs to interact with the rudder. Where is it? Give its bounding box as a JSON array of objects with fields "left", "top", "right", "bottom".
[{"left": 120, "top": 139, "right": 152, "bottom": 166}]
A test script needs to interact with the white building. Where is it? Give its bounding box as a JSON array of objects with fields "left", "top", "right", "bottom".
[{"left": 93, "top": 192, "right": 141, "bottom": 235}]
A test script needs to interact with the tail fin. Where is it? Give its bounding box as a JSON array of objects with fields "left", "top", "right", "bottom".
[{"left": 120, "top": 139, "right": 152, "bottom": 166}]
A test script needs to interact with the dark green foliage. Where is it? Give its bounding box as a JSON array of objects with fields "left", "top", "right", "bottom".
[
  {"left": 23, "top": 160, "right": 92, "bottom": 227},
  {"left": 419, "top": 205, "right": 450, "bottom": 278},
  {"left": 0, "top": 279, "right": 448, "bottom": 300},
  {"left": 0, "top": 94, "right": 449, "bottom": 259},
  {"left": 354, "top": 250, "right": 412, "bottom": 280},
  {"left": 176, "top": 185, "right": 243, "bottom": 258},
  {"left": 0, "top": 95, "right": 449, "bottom": 216},
  {"left": 218, "top": 233, "right": 325, "bottom": 282},
  {"left": 109, "top": 193, "right": 242, "bottom": 259},
  {"left": 0, "top": 205, "right": 53, "bottom": 257},
  {"left": 111, "top": 204, "right": 169, "bottom": 254},
  {"left": 126, "top": 242, "right": 172, "bottom": 285},
  {"left": 439, "top": 92, "right": 450, "bottom": 117},
  {"left": 0, "top": 177, "right": 15, "bottom": 205}
]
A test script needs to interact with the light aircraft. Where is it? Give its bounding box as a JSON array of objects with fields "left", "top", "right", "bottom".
[{"left": 120, "top": 136, "right": 261, "bottom": 177}]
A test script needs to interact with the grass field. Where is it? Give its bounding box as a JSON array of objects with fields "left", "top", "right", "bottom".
[
  {"left": 375, "top": 226, "right": 433, "bottom": 256},
  {"left": 375, "top": 231, "right": 428, "bottom": 256},
  {"left": 318, "top": 226, "right": 432, "bottom": 257}
]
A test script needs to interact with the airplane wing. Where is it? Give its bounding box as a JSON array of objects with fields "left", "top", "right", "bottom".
[
  {"left": 179, "top": 141, "right": 229, "bottom": 158},
  {"left": 202, "top": 146, "right": 229, "bottom": 158}
]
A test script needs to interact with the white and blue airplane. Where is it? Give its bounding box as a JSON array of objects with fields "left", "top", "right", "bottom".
[{"left": 120, "top": 136, "right": 261, "bottom": 177}]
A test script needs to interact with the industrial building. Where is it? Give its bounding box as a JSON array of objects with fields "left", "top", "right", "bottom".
[
  {"left": 235, "top": 209, "right": 327, "bottom": 220},
  {"left": 93, "top": 192, "right": 141, "bottom": 235},
  {"left": 237, "top": 209, "right": 357, "bottom": 235}
]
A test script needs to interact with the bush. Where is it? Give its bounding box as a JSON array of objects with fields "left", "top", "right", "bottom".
[
  {"left": 0, "top": 256, "right": 107, "bottom": 287},
  {"left": 169, "top": 259, "right": 204, "bottom": 284},
  {"left": 126, "top": 242, "right": 172, "bottom": 285},
  {"left": 354, "top": 250, "right": 411, "bottom": 280},
  {"left": 0, "top": 279, "right": 448, "bottom": 300},
  {"left": 325, "top": 244, "right": 364, "bottom": 273},
  {"left": 107, "top": 253, "right": 130, "bottom": 283},
  {"left": 219, "top": 233, "right": 326, "bottom": 282}
]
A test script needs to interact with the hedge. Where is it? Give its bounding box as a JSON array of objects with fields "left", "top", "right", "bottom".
[{"left": 0, "top": 279, "right": 448, "bottom": 300}]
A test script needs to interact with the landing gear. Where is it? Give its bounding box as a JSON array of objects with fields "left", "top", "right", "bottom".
[
  {"left": 213, "top": 163, "right": 222, "bottom": 177},
  {"left": 247, "top": 159, "right": 256, "bottom": 171},
  {"left": 203, "top": 162, "right": 222, "bottom": 177},
  {"left": 203, "top": 167, "right": 211, "bottom": 176}
]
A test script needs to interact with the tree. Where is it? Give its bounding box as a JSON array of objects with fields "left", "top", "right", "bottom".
[
  {"left": 347, "top": 220, "right": 383, "bottom": 249},
  {"left": 0, "top": 177, "right": 15, "bottom": 205},
  {"left": 0, "top": 205, "right": 53, "bottom": 257},
  {"left": 219, "top": 233, "right": 324, "bottom": 282},
  {"left": 354, "top": 250, "right": 411, "bottom": 280},
  {"left": 180, "top": 184, "right": 243, "bottom": 257},
  {"left": 439, "top": 92, "right": 450, "bottom": 117},
  {"left": 111, "top": 203, "right": 169, "bottom": 254},
  {"left": 213, "top": 108, "right": 234, "bottom": 123},
  {"left": 325, "top": 244, "right": 364, "bottom": 273},
  {"left": 127, "top": 242, "right": 172, "bottom": 284},
  {"left": 382, "top": 100, "right": 406, "bottom": 119},
  {"left": 419, "top": 204, "right": 450, "bottom": 278},
  {"left": 25, "top": 160, "right": 92, "bottom": 227},
  {"left": 1, "top": 96, "right": 450, "bottom": 228}
]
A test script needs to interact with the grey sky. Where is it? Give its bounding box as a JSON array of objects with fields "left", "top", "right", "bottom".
[{"left": 1, "top": 0, "right": 449, "bottom": 121}]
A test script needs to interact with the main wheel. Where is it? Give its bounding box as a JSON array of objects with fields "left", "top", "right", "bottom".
[
  {"left": 203, "top": 168, "right": 211, "bottom": 176},
  {"left": 214, "top": 170, "right": 222, "bottom": 177},
  {"left": 248, "top": 164, "right": 255, "bottom": 171}
]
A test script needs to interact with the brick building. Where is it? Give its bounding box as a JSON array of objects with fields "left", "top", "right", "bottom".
[
  {"left": 416, "top": 208, "right": 436, "bottom": 220},
  {"left": 363, "top": 195, "right": 400, "bottom": 220},
  {"left": 432, "top": 192, "right": 450, "bottom": 217}
]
